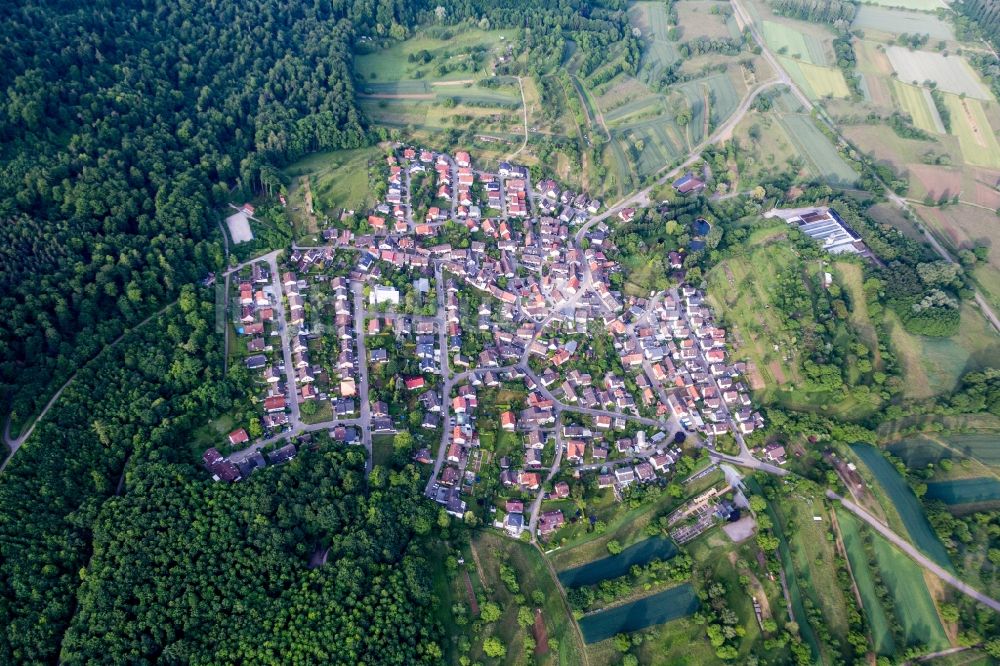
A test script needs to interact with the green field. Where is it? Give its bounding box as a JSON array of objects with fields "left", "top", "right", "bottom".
[
  {"left": 851, "top": 444, "right": 953, "bottom": 569},
  {"left": 762, "top": 21, "right": 827, "bottom": 65},
  {"left": 852, "top": 5, "right": 954, "bottom": 40},
  {"left": 630, "top": 1, "right": 682, "bottom": 84},
  {"left": 926, "top": 477, "right": 1000, "bottom": 505},
  {"left": 577, "top": 584, "right": 698, "bottom": 643},
  {"left": 354, "top": 28, "right": 517, "bottom": 83},
  {"left": 892, "top": 80, "right": 945, "bottom": 134},
  {"left": 557, "top": 536, "right": 677, "bottom": 588},
  {"left": 473, "top": 531, "right": 585, "bottom": 666},
  {"left": 942, "top": 93, "right": 1000, "bottom": 168},
  {"left": 777, "top": 114, "right": 858, "bottom": 185},
  {"left": 886, "top": 303, "right": 1000, "bottom": 399},
  {"left": 836, "top": 509, "right": 896, "bottom": 655},
  {"left": 283, "top": 146, "right": 382, "bottom": 228},
  {"left": 869, "top": 531, "right": 950, "bottom": 650},
  {"left": 779, "top": 57, "right": 850, "bottom": 99}
]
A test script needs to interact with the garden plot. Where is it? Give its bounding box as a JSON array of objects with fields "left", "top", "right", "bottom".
[
  {"left": 942, "top": 93, "right": 1000, "bottom": 168},
  {"left": 886, "top": 47, "right": 992, "bottom": 100},
  {"left": 891, "top": 80, "right": 945, "bottom": 134},
  {"left": 762, "top": 21, "right": 827, "bottom": 64},
  {"left": 852, "top": 6, "right": 954, "bottom": 41}
]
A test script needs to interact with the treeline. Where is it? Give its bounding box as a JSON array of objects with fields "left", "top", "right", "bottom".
[
  {"left": 955, "top": 0, "right": 1000, "bottom": 46},
  {"left": 831, "top": 198, "right": 969, "bottom": 336},
  {"left": 61, "top": 448, "right": 442, "bottom": 664},
  {"left": 679, "top": 37, "right": 745, "bottom": 58},
  {"left": 770, "top": 0, "right": 857, "bottom": 26},
  {"left": 0, "top": 287, "right": 445, "bottom": 663},
  {"left": 0, "top": 0, "right": 386, "bottom": 423}
]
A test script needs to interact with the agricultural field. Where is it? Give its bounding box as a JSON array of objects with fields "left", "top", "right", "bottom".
[
  {"left": 851, "top": 444, "right": 954, "bottom": 568},
  {"left": 776, "top": 114, "right": 858, "bottom": 185},
  {"left": 852, "top": 5, "right": 955, "bottom": 40},
  {"left": 629, "top": 1, "right": 681, "bottom": 86},
  {"left": 773, "top": 496, "right": 854, "bottom": 652},
  {"left": 891, "top": 80, "right": 945, "bottom": 134},
  {"left": 885, "top": 47, "right": 992, "bottom": 100},
  {"left": 942, "top": 93, "right": 1000, "bottom": 168},
  {"left": 868, "top": 532, "right": 950, "bottom": 650},
  {"left": 471, "top": 531, "right": 585, "bottom": 666},
  {"left": 762, "top": 21, "right": 827, "bottom": 64},
  {"left": 779, "top": 57, "right": 850, "bottom": 99},
  {"left": 835, "top": 509, "right": 896, "bottom": 655}
]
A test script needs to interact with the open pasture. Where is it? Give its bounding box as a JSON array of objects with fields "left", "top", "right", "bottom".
[
  {"left": 892, "top": 80, "right": 945, "bottom": 133},
  {"left": 885, "top": 47, "right": 992, "bottom": 100},
  {"left": 852, "top": 6, "right": 954, "bottom": 40},
  {"left": 777, "top": 114, "right": 858, "bottom": 185},
  {"left": 630, "top": 2, "right": 682, "bottom": 84},
  {"left": 942, "top": 93, "right": 1000, "bottom": 168},
  {"left": 851, "top": 444, "right": 953, "bottom": 568},
  {"left": 887, "top": 302, "right": 1000, "bottom": 399}
]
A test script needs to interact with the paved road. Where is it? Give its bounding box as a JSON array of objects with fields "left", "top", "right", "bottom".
[
  {"left": 528, "top": 412, "right": 565, "bottom": 541},
  {"left": 266, "top": 252, "right": 302, "bottom": 431},
  {"left": 830, "top": 491, "right": 1000, "bottom": 613},
  {"left": 352, "top": 279, "right": 373, "bottom": 472},
  {"left": 424, "top": 262, "right": 455, "bottom": 497},
  {"left": 1, "top": 299, "right": 178, "bottom": 472}
]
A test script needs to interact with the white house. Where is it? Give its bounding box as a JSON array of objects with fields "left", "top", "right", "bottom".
[{"left": 369, "top": 285, "right": 401, "bottom": 306}]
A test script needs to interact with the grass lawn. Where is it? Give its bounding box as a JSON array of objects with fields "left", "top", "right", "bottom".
[
  {"left": 372, "top": 433, "right": 395, "bottom": 467},
  {"left": 472, "top": 531, "right": 585, "bottom": 666},
  {"left": 300, "top": 399, "right": 333, "bottom": 425},
  {"left": 190, "top": 413, "right": 237, "bottom": 459},
  {"left": 835, "top": 508, "right": 896, "bottom": 655}
]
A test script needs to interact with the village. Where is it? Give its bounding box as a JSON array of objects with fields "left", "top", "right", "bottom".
[{"left": 204, "top": 146, "right": 779, "bottom": 544}]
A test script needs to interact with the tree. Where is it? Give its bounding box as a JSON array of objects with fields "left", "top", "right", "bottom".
[
  {"left": 482, "top": 637, "right": 506, "bottom": 658},
  {"left": 480, "top": 602, "right": 502, "bottom": 623},
  {"left": 517, "top": 606, "right": 534, "bottom": 628},
  {"left": 607, "top": 540, "right": 623, "bottom": 554}
]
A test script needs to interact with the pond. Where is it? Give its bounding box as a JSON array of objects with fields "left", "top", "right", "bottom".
[
  {"left": 557, "top": 536, "right": 677, "bottom": 588},
  {"left": 578, "top": 584, "right": 698, "bottom": 643},
  {"left": 693, "top": 218, "right": 711, "bottom": 236},
  {"left": 926, "top": 477, "right": 1000, "bottom": 505}
]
